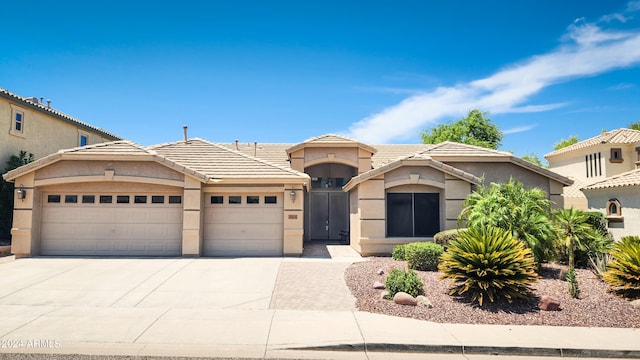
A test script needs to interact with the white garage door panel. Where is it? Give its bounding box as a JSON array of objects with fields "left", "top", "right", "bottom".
[
  {"left": 203, "top": 194, "right": 283, "bottom": 257},
  {"left": 41, "top": 195, "right": 182, "bottom": 257}
]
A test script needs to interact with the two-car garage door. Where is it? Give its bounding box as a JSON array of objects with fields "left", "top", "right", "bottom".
[
  {"left": 203, "top": 193, "right": 283, "bottom": 256},
  {"left": 41, "top": 192, "right": 183, "bottom": 256}
]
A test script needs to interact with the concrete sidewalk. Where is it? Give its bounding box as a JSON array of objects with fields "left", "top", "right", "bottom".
[{"left": 0, "top": 254, "right": 639, "bottom": 359}]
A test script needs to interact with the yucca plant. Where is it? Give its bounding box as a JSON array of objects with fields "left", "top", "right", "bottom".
[
  {"left": 603, "top": 236, "right": 640, "bottom": 298},
  {"left": 439, "top": 226, "right": 538, "bottom": 306}
]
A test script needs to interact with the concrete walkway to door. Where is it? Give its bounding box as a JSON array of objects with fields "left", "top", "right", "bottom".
[{"left": 269, "top": 242, "right": 364, "bottom": 311}]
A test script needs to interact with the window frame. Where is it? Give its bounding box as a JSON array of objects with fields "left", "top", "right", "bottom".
[
  {"left": 606, "top": 198, "right": 624, "bottom": 222},
  {"left": 610, "top": 148, "right": 624, "bottom": 163},
  {"left": 9, "top": 105, "right": 26, "bottom": 137},
  {"left": 386, "top": 192, "right": 440, "bottom": 238}
]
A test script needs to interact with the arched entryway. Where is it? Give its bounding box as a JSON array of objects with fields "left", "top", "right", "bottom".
[{"left": 305, "top": 163, "right": 356, "bottom": 241}]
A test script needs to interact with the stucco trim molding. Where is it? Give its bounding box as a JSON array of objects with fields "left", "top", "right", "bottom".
[
  {"left": 34, "top": 175, "right": 185, "bottom": 188},
  {"left": 384, "top": 177, "right": 445, "bottom": 189},
  {"left": 303, "top": 156, "right": 358, "bottom": 169}
]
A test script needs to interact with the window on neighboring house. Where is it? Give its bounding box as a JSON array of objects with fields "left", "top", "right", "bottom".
[
  {"left": 606, "top": 198, "right": 623, "bottom": 222},
  {"left": 585, "top": 152, "right": 603, "bottom": 177},
  {"left": 15, "top": 112, "right": 23, "bottom": 132},
  {"left": 80, "top": 134, "right": 88, "bottom": 147},
  {"left": 610, "top": 148, "right": 623, "bottom": 163},
  {"left": 386, "top": 192, "right": 440, "bottom": 237},
  {"left": 10, "top": 106, "right": 25, "bottom": 136}
]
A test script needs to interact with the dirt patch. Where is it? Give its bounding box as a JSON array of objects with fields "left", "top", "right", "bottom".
[{"left": 345, "top": 257, "right": 640, "bottom": 328}]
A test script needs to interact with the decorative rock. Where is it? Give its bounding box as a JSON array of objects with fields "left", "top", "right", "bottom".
[
  {"left": 376, "top": 268, "right": 385, "bottom": 275},
  {"left": 416, "top": 295, "right": 434, "bottom": 308},
  {"left": 380, "top": 290, "right": 389, "bottom": 299},
  {"left": 373, "top": 281, "right": 386, "bottom": 289},
  {"left": 631, "top": 299, "right": 640, "bottom": 310},
  {"left": 538, "top": 295, "right": 561, "bottom": 311},
  {"left": 393, "top": 292, "right": 417, "bottom": 306}
]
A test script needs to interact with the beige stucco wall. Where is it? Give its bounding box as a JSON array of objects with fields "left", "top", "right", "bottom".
[
  {"left": 448, "top": 162, "right": 552, "bottom": 195},
  {"left": 0, "top": 97, "right": 116, "bottom": 164},
  {"left": 349, "top": 166, "right": 474, "bottom": 256},
  {"left": 585, "top": 186, "right": 640, "bottom": 240}
]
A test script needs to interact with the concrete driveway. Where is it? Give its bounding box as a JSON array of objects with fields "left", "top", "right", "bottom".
[{"left": 0, "top": 257, "right": 282, "bottom": 309}]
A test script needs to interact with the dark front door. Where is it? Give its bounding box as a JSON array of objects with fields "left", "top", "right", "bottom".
[{"left": 310, "top": 191, "right": 348, "bottom": 241}]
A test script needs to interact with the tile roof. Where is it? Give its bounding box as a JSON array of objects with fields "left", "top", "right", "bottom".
[
  {"left": 285, "top": 133, "right": 377, "bottom": 154},
  {"left": 561, "top": 177, "right": 589, "bottom": 198},
  {"left": 420, "top": 141, "right": 513, "bottom": 157},
  {"left": 369, "top": 144, "right": 433, "bottom": 168},
  {"left": 0, "top": 87, "right": 122, "bottom": 141},
  {"left": 150, "top": 138, "right": 308, "bottom": 180},
  {"left": 582, "top": 169, "right": 640, "bottom": 190},
  {"left": 545, "top": 128, "right": 640, "bottom": 158},
  {"left": 218, "top": 143, "right": 292, "bottom": 168}
]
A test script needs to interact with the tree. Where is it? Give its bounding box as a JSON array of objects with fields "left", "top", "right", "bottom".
[
  {"left": 629, "top": 121, "right": 640, "bottom": 130},
  {"left": 553, "top": 208, "right": 601, "bottom": 298},
  {"left": 0, "top": 151, "right": 34, "bottom": 241},
  {"left": 421, "top": 109, "right": 503, "bottom": 149},
  {"left": 521, "top": 152, "right": 547, "bottom": 168},
  {"left": 553, "top": 135, "right": 579, "bottom": 150},
  {"left": 553, "top": 208, "right": 599, "bottom": 271},
  {"left": 458, "top": 178, "right": 555, "bottom": 264}
]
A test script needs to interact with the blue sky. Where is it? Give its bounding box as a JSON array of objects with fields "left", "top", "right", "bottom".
[{"left": 2, "top": 1, "right": 640, "bottom": 161}]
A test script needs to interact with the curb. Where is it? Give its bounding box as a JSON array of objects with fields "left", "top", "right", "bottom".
[{"left": 292, "top": 343, "right": 640, "bottom": 358}]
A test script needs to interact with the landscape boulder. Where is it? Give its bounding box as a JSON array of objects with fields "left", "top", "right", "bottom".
[
  {"left": 416, "top": 295, "right": 433, "bottom": 308},
  {"left": 376, "top": 268, "right": 385, "bottom": 275},
  {"left": 631, "top": 299, "right": 640, "bottom": 310},
  {"left": 393, "top": 292, "right": 417, "bottom": 306},
  {"left": 538, "top": 295, "right": 561, "bottom": 311},
  {"left": 373, "top": 281, "right": 386, "bottom": 289}
]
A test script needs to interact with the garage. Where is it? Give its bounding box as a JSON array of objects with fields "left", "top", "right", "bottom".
[
  {"left": 203, "top": 193, "right": 283, "bottom": 256},
  {"left": 41, "top": 192, "right": 183, "bottom": 256}
]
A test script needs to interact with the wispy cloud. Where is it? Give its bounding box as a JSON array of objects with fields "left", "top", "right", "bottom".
[
  {"left": 503, "top": 124, "right": 538, "bottom": 135},
  {"left": 608, "top": 82, "right": 636, "bottom": 90},
  {"left": 348, "top": 2, "right": 640, "bottom": 143}
]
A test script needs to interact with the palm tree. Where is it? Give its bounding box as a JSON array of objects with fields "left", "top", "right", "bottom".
[
  {"left": 553, "top": 207, "right": 599, "bottom": 270},
  {"left": 459, "top": 178, "right": 555, "bottom": 264}
]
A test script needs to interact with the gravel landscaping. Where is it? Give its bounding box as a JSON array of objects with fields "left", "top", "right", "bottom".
[{"left": 345, "top": 257, "right": 640, "bottom": 328}]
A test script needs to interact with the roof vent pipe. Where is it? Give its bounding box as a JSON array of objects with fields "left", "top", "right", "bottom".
[
  {"left": 235, "top": 139, "right": 239, "bottom": 150},
  {"left": 40, "top": 97, "right": 43, "bottom": 104},
  {"left": 254, "top": 141, "right": 257, "bottom": 157},
  {"left": 183, "top": 125, "right": 188, "bottom": 143},
  {"left": 46, "top": 99, "right": 51, "bottom": 108}
]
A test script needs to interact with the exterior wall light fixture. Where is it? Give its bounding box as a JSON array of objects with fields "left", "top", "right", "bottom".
[
  {"left": 290, "top": 190, "right": 296, "bottom": 202},
  {"left": 16, "top": 185, "right": 26, "bottom": 200}
]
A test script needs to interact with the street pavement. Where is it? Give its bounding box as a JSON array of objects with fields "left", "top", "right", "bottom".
[{"left": 0, "top": 246, "right": 638, "bottom": 359}]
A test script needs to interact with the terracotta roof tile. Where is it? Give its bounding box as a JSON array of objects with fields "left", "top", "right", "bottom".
[
  {"left": 0, "top": 87, "right": 122, "bottom": 140},
  {"left": 151, "top": 139, "right": 307, "bottom": 180},
  {"left": 583, "top": 169, "right": 640, "bottom": 190},
  {"left": 545, "top": 128, "right": 640, "bottom": 158}
]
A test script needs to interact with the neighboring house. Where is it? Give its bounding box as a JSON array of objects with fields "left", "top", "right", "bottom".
[
  {"left": 3, "top": 134, "right": 572, "bottom": 258},
  {"left": 545, "top": 128, "right": 640, "bottom": 239},
  {"left": 1, "top": 87, "right": 121, "bottom": 165},
  {"left": 545, "top": 128, "right": 640, "bottom": 209},
  {"left": 582, "top": 169, "right": 640, "bottom": 239}
]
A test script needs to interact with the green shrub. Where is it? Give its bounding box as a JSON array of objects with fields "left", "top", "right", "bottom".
[
  {"left": 391, "top": 244, "right": 407, "bottom": 261},
  {"left": 404, "top": 242, "right": 443, "bottom": 271},
  {"left": 603, "top": 236, "right": 640, "bottom": 298},
  {"left": 384, "top": 268, "right": 424, "bottom": 299},
  {"left": 566, "top": 267, "right": 580, "bottom": 299},
  {"left": 439, "top": 226, "right": 538, "bottom": 306},
  {"left": 555, "top": 212, "right": 612, "bottom": 268},
  {"left": 434, "top": 228, "right": 466, "bottom": 248},
  {"left": 584, "top": 211, "right": 610, "bottom": 238}
]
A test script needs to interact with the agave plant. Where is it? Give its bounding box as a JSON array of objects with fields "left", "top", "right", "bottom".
[
  {"left": 603, "top": 236, "right": 640, "bottom": 298},
  {"left": 439, "top": 226, "right": 538, "bottom": 306}
]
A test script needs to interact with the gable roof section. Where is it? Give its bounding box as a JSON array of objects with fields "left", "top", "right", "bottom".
[
  {"left": 285, "top": 133, "right": 377, "bottom": 155},
  {"left": 582, "top": 168, "right": 640, "bottom": 190},
  {"left": 150, "top": 138, "right": 308, "bottom": 181},
  {"left": 0, "top": 87, "right": 122, "bottom": 141},
  {"left": 2, "top": 140, "right": 209, "bottom": 182},
  {"left": 344, "top": 155, "right": 481, "bottom": 191},
  {"left": 545, "top": 128, "right": 640, "bottom": 158},
  {"left": 420, "top": 142, "right": 573, "bottom": 186}
]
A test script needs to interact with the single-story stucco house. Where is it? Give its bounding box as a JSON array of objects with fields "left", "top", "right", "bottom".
[{"left": 3, "top": 134, "right": 572, "bottom": 257}]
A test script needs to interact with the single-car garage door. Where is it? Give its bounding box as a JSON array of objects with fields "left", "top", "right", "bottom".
[
  {"left": 204, "top": 193, "right": 283, "bottom": 256},
  {"left": 41, "top": 192, "right": 183, "bottom": 256}
]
